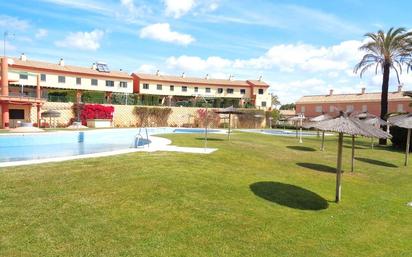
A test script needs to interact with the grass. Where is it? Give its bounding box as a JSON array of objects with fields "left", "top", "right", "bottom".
[{"left": 0, "top": 132, "right": 411, "bottom": 257}]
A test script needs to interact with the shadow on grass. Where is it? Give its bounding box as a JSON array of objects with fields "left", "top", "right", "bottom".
[
  {"left": 195, "top": 137, "right": 224, "bottom": 141},
  {"left": 250, "top": 181, "right": 328, "bottom": 210},
  {"left": 296, "top": 162, "right": 337, "bottom": 173},
  {"left": 287, "top": 146, "right": 316, "bottom": 152},
  {"left": 355, "top": 157, "right": 398, "bottom": 168},
  {"left": 343, "top": 145, "right": 368, "bottom": 150}
]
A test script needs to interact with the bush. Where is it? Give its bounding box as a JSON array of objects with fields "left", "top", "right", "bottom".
[
  {"left": 74, "top": 104, "right": 114, "bottom": 126},
  {"left": 134, "top": 107, "right": 172, "bottom": 126},
  {"left": 390, "top": 126, "right": 412, "bottom": 151},
  {"left": 195, "top": 109, "right": 220, "bottom": 128},
  {"left": 237, "top": 109, "right": 265, "bottom": 128}
]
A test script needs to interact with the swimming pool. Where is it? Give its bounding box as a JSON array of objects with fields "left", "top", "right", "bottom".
[{"left": 0, "top": 127, "right": 218, "bottom": 163}]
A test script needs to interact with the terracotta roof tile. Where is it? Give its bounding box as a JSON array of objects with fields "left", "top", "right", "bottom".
[{"left": 9, "top": 57, "right": 131, "bottom": 79}]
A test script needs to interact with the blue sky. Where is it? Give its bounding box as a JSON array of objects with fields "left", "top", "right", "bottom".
[{"left": 1, "top": 0, "right": 412, "bottom": 104}]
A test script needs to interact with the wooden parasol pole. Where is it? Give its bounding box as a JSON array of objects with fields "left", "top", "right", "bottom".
[
  {"left": 320, "top": 131, "right": 325, "bottom": 151},
  {"left": 405, "top": 128, "right": 411, "bottom": 166},
  {"left": 335, "top": 132, "right": 343, "bottom": 203},
  {"left": 351, "top": 135, "right": 355, "bottom": 172}
]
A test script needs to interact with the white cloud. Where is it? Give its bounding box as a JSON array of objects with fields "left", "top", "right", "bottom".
[
  {"left": 35, "top": 29, "right": 48, "bottom": 39},
  {"left": 164, "top": 0, "right": 196, "bottom": 18},
  {"left": 166, "top": 55, "right": 231, "bottom": 71},
  {"left": 55, "top": 29, "right": 104, "bottom": 50},
  {"left": 0, "top": 15, "right": 30, "bottom": 30},
  {"left": 120, "top": 0, "right": 151, "bottom": 23},
  {"left": 136, "top": 64, "right": 157, "bottom": 73},
  {"left": 139, "top": 23, "right": 195, "bottom": 45},
  {"left": 0, "top": 41, "right": 17, "bottom": 54}
]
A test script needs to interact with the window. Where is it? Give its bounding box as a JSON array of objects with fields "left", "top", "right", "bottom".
[
  {"left": 205, "top": 88, "right": 211, "bottom": 93},
  {"left": 258, "top": 88, "right": 264, "bottom": 95},
  {"left": 182, "top": 86, "right": 188, "bottom": 92},
  {"left": 170, "top": 85, "right": 174, "bottom": 91},
  {"left": 91, "top": 79, "right": 98, "bottom": 86},
  {"left": 329, "top": 106, "right": 334, "bottom": 112},
  {"left": 301, "top": 106, "right": 306, "bottom": 113},
  {"left": 76, "top": 77, "right": 81, "bottom": 85},
  {"left": 157, "top": 84, "right": 162, "bottom": 90},
  {"left": 362, "top": 104, "right": 368, "bottom": 112},
  {"left": 227, "top": 88, "right": 234, "bottom": 94},
  {"left": 9, "top": 109, "right": 25, "bottom": 119},
  {"left": 194, "top": 87, "right": 199, "bottom": 93},
  {"left": 217, "top": 88, "right": 223, "bottom": 94},
  {"left": 315, "top": 105, "right": 322, "bottom": 113},
  {"left": 240, "top": 89, "right": 246, "bottom": 94},
  {"left": 40, "top": 74, "right": 46, "bottom": 82},
  {"left": 143, "top": 83, "right": 149, "bottom": 89},
  {"left": 58, "top": 76, "right": 65, "bottom": 83},
  {"left": 397, "top": 104, "right": 404, "bottom": 112},
  {"left": 120, "top": 81, "right": 128, "bottom": 88},
  {"left": 261, "top": 101, "right": 267, "bottom": 107},
  {"left": 346, "top": 105, "right": 354, "bottom": 112},
  {"left": 19, "top": 73, "right": 28, "bottom": 80},
  {"left": 106, "top": 80, "right": 114, "bottom": 87}
]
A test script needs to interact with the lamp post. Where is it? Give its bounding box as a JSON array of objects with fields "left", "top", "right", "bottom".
[{"left": 3, "top": 31, "right": 14, "bottom": 57}]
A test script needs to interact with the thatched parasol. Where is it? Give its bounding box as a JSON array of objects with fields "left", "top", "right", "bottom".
[
  {"left": 41, "top": 110, "right": 61, "bottom": 128},
  {"left": 214, "top": 106, "right": 243, "bottom": 140},
  {"left": 305, "top": 114, "right": 333, "bottom": 150},
  {"left": 314, "top": 114, "right": 391, "bottom": 203},
  {"left": 388, "top": 113, "right": 412, "bottom": 166}
]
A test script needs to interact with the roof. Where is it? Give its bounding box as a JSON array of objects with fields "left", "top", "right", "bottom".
[
  {"left": 296, "top": 91, "right": 410, "bottom": 104},
  {"left": 133, "top": 73, "right": 269, "bottom": 87},
  {"left": 247, "top": 80, "right": 270, "bottom": 87},
  {"left": 9, "top": 57, "right": 131, "bottom": 80}
]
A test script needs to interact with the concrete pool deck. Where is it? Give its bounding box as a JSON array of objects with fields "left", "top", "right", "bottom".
[{"left": 0, "top": 135, "right": 217, "bottom": 168}]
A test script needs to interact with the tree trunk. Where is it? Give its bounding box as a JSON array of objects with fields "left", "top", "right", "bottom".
[{"left": 379, "top": 63, "right": 390, "bottom": 145}]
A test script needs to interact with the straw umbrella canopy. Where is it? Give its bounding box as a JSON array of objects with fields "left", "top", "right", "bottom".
[
  {"left": 388, "top": 114, "right": 412, "bottom": 166},
  {"left": 314, "top": 114, "right": 391, "bottom": 203},
  {"left": 304, "top": 114, "right": 332, "bottom": 151},
  {"left": 41, "top": 110, "right": 61, "bottom": 128},
  {"left": 214, "top": 106, "right": 243, "bottom": 140},
  {"left": 362, "top": 117, "right": 387, "bottom": 149}
]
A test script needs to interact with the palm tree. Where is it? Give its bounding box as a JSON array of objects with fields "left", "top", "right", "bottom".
[{"left": 354, "top": 27, "right": 412, "bottom": 144}]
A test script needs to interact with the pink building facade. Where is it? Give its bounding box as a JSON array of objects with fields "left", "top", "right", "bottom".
[{"left": 296, "top": 86, "right": 412, "bottom": 118}]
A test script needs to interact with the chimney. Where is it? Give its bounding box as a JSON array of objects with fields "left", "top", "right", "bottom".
[
  {"left": 361, "top": 87, "right": 366, "bottom": 94},
  {"left": 91, "top": 63, "right": 97, "bottom": 70},
  {"left": 156, "top": 69, "right": 160, "bottom": 76},
  {"left": 181, "top": 72, "right": 185, "bottom": 78},
  {"left": 228, "top": 74, "right": 233, "bottom": 81},
  {"left": 205, "top": 74, "right": 209, "bottom": 80},
  {"left": 398, "top": 84, "right": 403, "bottom": 93},
  {"left": 329, "top": 89, "right": 334, "bottom": 96},
  {"left": 20, "top": 53, "right": 27, "bottom": 61},
  {"left": 59, "top": 58, "right": 64, "bottom": 66},
  {"left": 258, "top": 75, "right": 262, "bottom": 81}
]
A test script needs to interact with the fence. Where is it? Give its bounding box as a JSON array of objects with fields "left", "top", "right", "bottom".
[{"left": 30, "top": 102, "right": 267, "bottom": 128}]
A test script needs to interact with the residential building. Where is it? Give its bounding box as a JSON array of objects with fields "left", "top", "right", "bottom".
[
  {"left": 0, "top": 54, "right": 132, "bottom": 128},
  {"left": 132, "top": 72, "right": 271, "bottom": 109},
  {"left": 295, "top": 86, "right": 412, "bottom": 118}
]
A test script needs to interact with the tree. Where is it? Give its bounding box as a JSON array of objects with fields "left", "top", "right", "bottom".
[
  {"left": 280, "top": 103, "right": 296, "bottom": 110},
  {"left": 355, "top": 27, "right": 412, "bottom": 144},
  {"left": 271, "top": 94, "right": 280, "bottom": 107}
]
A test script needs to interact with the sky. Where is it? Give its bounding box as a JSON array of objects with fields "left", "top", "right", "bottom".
[{"left": 1, "top": 0, "right": 412, "bottom": 104}]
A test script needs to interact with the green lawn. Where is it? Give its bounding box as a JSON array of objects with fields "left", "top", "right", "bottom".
[{"left": 0, "top": 132, "right": 411, "bottom": 257}]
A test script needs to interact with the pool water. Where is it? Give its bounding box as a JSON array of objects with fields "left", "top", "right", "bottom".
[{"left": 0, "top": 127, "right": 215, "bottom": 163}]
